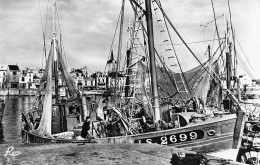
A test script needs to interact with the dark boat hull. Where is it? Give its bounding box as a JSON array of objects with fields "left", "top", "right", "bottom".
[
  {"left": 21, "top": 114, "right": 238, "bottom": 153},
  {"left": 95, "top": 114, "right": 237, "bottom": 153},
  {"left": 248, "top": 94, "right": 259, "bottom": 99}
]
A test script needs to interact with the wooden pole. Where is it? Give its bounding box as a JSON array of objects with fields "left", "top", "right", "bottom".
[
  {"left": 237, "top": 77, "right": 241, "bottom": 102},
  {"left": 125, "top": 50, "right": 131, "bottom": 98},
  {"left": 232, "top": 110, "right": 245, "bottom": 149},
  {"left": 145, "top": 0, "right": 160, "bottom": 122},
  {"left": 114, "top": 0, "right": 126, "bottom": 103},
  {"left": 226, "top": 51, "right": 232, "bottom": 90},
  {"left": 53, "top": 0, "right": 59, "bottom": 104}
]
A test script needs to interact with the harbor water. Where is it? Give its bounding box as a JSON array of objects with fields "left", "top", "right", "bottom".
[{"left": 0, "top": 96, "right": 34, "bottom": 144}]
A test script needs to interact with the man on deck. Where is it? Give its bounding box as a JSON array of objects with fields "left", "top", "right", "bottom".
[{"left": 81, "top": 116, "right": 91, "bottom": 139}]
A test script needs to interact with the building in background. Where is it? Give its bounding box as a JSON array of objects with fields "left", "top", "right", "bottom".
[
  {"left": 6, "top": 65, "right": 20, "bottom": 88},
  {"left": 19, "top": 68, "right": 44, "bottom": 89},
  {"left": 240, "top": 75, "right": 253, "bottom": 87},
  {"left": 0, "top": 63, "right": 129, "bottom": 91},
  {"left": 0, "top": 65, "right": 8, "bottom": 88},
  {"left": 70, "top": 68, "right": 86, "bottom": 89}
]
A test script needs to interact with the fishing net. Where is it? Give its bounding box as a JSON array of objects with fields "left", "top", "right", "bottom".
[
  {"left": 56, "top": 44, "right": 79, "bottom": 99},
  {"left": 35, "top": 42, "right": 53, "bottom": 137}
]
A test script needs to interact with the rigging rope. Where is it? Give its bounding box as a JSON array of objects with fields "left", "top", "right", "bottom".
[
  {"left": 200, "top": 14, "right": 224, "bottom": 28},
  {"left": 150, "top": 1, "right": 180, "bottom": 97},
  {"left": 237, "top": 53, "right": 254, "bottom": 78},
  {"left": 129, "top": 2, "right": 182, "bottom": 99},
  {"left": 141, "top": 38, "right": 225, "bottom": 46},
  {"left": 44, "top": 0, "right": 50, "bottom": 37},
  {"left": 154, "top": 0, "right": 225, "bottom": 89},
  {"left": 236, "top": 39, "right": 255, "bottom": 76},
  {"left": 56, "top": 2, "right": 68, "bottom": 67},
  {"left": 210, "top": 1, "right": 227, "bottom": 84},
  {"left": 131, "top": 0, "right": 226, "bottom": 100},
  {"left": 227, "top": 0, "right": 238, "bottom": 78},
  {"left": 237, "top": 63, "right": 253, "bottom": 79},
  {"left": 42, "top": 0, "right": 50, "bottom": 65},
  {"left": 158, "top": 1, "right": 191, "bottom": 97},
  {"left": 38, "top": 0, "right": 46, "bottom": 66},
  {"left": 102, "top": 8, "right": 122, "bottom": 74},
  {"left": 210, "top": 0, "right": 223, "bottom": 59},
  {"left": 127, "top": 0, "right": 242, "bottom": 104},
  {"left": 154, "top": 1, "right": 203, "bottom": 60},
  {"left": 170, "top": 43, "right": 224, "bottom": 98},
  {"left": 114, "top": 0, "right": 126, "bottom": 99},
  {"left": 138, "top": 19, "right": 181, "bottom": 98}
]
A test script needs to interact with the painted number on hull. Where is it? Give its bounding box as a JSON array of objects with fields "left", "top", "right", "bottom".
[{"left": 135, "top": 130, "right": 204, "bottom": 144}]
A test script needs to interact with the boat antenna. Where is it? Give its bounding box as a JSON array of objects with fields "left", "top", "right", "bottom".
[{"left": 145, "top": 0, "right": 160, "bottom": 122}]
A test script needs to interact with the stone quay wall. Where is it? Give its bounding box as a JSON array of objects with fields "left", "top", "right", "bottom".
[{"left": 0, "top": 89, "right": 37, "bottom": 96}]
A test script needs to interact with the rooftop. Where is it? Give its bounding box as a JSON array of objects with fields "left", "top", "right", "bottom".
[{"left": 8, "top": 65, "right": 20, "bottom": 71}]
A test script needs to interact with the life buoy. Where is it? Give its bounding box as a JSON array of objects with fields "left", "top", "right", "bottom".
[{"left": 207, "top": 130, "right": 216, "bottom": 136}]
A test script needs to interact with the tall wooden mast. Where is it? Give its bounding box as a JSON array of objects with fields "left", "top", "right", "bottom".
[
  {"left": 145, "top": 0, "right": 160, "bottom": 122},
  {"left": 52, "top": 0, "right": 59, "bottom": 103}
]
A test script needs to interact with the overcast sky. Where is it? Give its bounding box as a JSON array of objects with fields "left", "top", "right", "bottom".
[{"left": 0, "top": 0, "right": 259, "bottom": 78}]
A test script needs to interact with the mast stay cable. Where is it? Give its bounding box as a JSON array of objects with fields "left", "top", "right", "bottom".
[
  {"left": 236, "top": 39, "right": 255, "bottom": 77},
  {"left": 103, "top": 10, "right": 122, "bottom": 75},
  {"left": 38, "top": 0, "right": 47, "bottom": 66},
  {"left": 156, "top": 0, "right": 191, "bottom": 98}
]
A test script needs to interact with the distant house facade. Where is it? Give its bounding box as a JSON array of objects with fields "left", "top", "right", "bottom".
[
  {"left": 70, "top": 68, "right": 86, "bottom": 89},
  {"left": 85, "top": 77, "right": 95, "bottom": 90},
  {"left": 90, "top": 72, "right": 107, "bottom": 89},
  {"left": 240, "top": 75, "right": 253, "bottom": 87},
  {"left": 0, "top": 65, "right": 8, "bottom": 88},
  {"left": 107, "top": 72, "right": 125, "bottom": 92},
  {"left": 19, "top": 68, "right": 44, "bottom": 89},
  {"left": 6, "top": 65, "right": 20, "bottom": 88}
]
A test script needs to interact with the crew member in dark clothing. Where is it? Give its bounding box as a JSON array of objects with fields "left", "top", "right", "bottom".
[{"left": 81, "top": 116, "right": 91, "bottom": 139}]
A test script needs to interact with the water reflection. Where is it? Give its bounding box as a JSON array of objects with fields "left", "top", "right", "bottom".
[
  {"left": 0, "top": 101, "right": 4, "bottom": 144},
  {"left": 0, "top": 122, "right": 3, "bottom": 144},
  {"left": 0, "top": 96, "right": 34, "bottom": 144}
]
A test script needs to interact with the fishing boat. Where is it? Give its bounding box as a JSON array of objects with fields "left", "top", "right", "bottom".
[
  {"left": 22, "top": 0, "right": 84, "bottom": 143},
  {"left": 21, "top": 0, "right": 246, "bottom": 154},
  {"left": 246, "top": 86, "right": 260, "bottom": 99},
  {"left": 73, "top": 0, "right": 247, "bottom": 153}
]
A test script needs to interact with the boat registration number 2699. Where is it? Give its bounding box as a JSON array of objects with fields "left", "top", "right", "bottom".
[{"left": 134, "top": 130, "right": 204, "bottom": 145}]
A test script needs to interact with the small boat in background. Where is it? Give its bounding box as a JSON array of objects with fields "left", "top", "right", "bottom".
[
  {"left": 22, "top": 0, "right": 84, "bottom": 143},
  {"left": 246, "top": 86, "right": 260, "bottom": 99}
]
